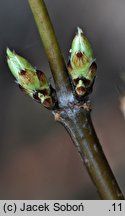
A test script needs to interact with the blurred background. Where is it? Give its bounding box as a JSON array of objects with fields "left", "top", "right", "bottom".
[{"left": 0, "top": 0, "right": 125, "bottom": 199}]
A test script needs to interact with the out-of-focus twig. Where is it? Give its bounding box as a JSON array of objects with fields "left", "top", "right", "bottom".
[{"left": 120, "top": 95, "right": 125, "bottom": 118}]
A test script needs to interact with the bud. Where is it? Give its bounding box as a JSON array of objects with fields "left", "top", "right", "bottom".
[
  {"left": 67, "top": 27, "right": 97, "bottom": 96},
  {"left": 7, "top": 48, "right": 55, "bottom": 108},
  {"left": 75, "top": 80, "right": 86, "bottom": 96}
]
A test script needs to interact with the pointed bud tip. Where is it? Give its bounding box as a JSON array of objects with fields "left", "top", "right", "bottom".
[
  {"left": 6, "top": 47, "right": 11, "bottom": 54},
  {"left": 71, "top": 27, "right": 86, "bottom": 56},
  {"left": 6, "top": 48, "right": 14, "bottom": 58},
  {"left": 77, "top": 27, "right": 83, "bottom": 35},
  {"left": 6, "top": 47, "right": 16, "bottom": 58}
]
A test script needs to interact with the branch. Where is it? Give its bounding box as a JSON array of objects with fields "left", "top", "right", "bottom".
[
  {"left": 28, "top": 0, "right": 124, "bottom": 199},
  {"left": 28, "top": 0, "right": 73, "bottom": 107}
]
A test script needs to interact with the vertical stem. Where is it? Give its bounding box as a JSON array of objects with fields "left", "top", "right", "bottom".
[{"left": 28, "top": 0, "right": 72, "bottom": 104}]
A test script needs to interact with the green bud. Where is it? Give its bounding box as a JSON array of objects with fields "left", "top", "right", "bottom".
[
  {"left": 7, "top": 48, "right": 41, "bottom": 90},
  {"left": 7, "top": 48, "right": 55, "bottom": 108},
  {"left": 67, "top": 27, "right": 97, "bottom": 96}
]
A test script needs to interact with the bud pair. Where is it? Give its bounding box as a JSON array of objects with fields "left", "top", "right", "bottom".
[
  {"left": 7, "top": 48, "right": 55, "bottom": 109},
  {"left": 67, "top": 27, "right": 97, "bottom": 97}
]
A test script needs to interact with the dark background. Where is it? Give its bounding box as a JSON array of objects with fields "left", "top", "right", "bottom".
[{"left": 0, "top": 0, "right": 125, "bottom": 199}]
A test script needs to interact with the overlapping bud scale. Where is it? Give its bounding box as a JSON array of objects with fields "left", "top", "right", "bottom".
[
  {"left": 7, "top": 48, "right": 55, "bottom": 108},
  {"left": 67, "top": 27, "right": 97, "bottom": 97}
]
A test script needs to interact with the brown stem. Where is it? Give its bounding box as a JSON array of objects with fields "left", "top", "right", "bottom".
[
  {"left": 28, "top": 0, "right": 124, "bottom": 199},
  {"left": 54, "top": 107, "right": 124, "bottom": 199}
]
